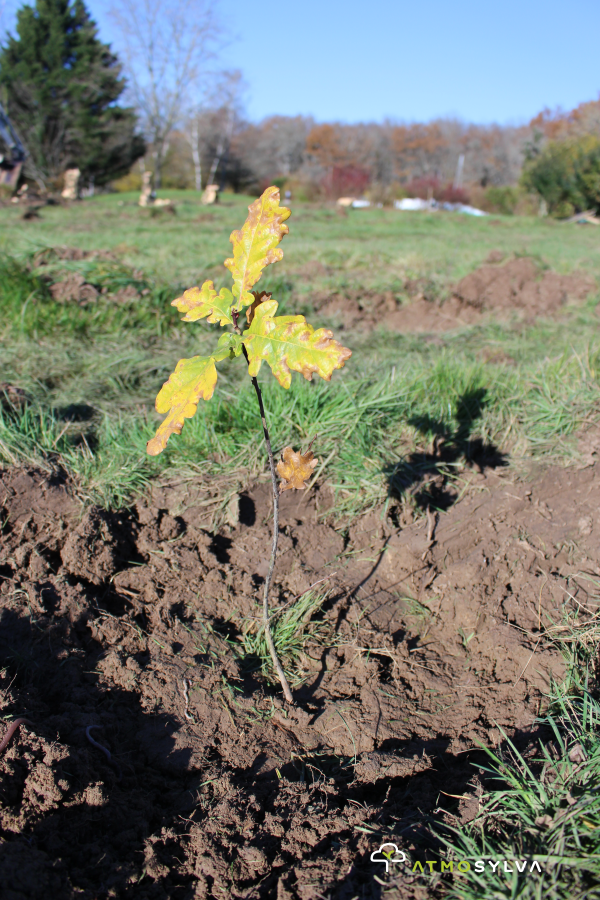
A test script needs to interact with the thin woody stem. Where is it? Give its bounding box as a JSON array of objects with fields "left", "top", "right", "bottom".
[{"left": 241, "top": 343, "right": 293, "bottom": 703}]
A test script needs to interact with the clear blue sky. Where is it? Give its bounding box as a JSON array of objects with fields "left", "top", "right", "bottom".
[
  {"left": 3, "top": 0, "right": 600, "bottom": 125},
  {"left": 221, "top": 0, "right": 600, "bottom": 124}
]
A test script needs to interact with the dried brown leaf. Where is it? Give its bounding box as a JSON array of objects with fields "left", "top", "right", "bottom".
[
  {"left": 276, "top": 446, "right": 319, "bottom": 492},
  {"left": 245, "top": 291, "right": 272, "bottom": 327}
]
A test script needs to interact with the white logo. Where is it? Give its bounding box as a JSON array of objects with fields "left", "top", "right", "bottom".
[{"left": 370, "top": 843, "right": 407, "bottom": 873}]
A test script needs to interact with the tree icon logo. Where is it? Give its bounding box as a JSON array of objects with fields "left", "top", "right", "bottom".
[{"left": 370, "top": 843, "right": 407, "bottom": 873}]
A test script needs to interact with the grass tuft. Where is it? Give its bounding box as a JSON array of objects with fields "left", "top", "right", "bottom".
[
  {"left": 438, "top": 686, "right": 600, "bottom": 900},
  {"left": 239, "top": 589, "right": 331, "bottom": 686}
]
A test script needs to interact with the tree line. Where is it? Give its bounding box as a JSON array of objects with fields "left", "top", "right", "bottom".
[{"left": 1, "top": 0, "right": 599, "bottom": 214}]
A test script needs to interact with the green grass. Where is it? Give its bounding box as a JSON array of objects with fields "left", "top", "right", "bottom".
[
  {"left": 0, "top": 252, "right": 180, "bottom": 339},
  {"left": 3, "top": 191, "right": 600, "bottom": 288},
  {"left": 1, "top": 195, "right": 600, "bottom": 519},
  {"left": 436, "top": 685, "right": 600, "bottom": 900},
  {"left": 2, "top": 332, "right": 600, "bottom": 515},
  {"left": 238, "top": 589, "right": 332, "bottom": 687}
]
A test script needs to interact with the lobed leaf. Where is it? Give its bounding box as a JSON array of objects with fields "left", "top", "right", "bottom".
[
  {"left": 224, "top": 187, "right": 291, "bottom": 310},
  {"left": 147, "top": 355, "right": 219, "bottom": 456},
  {"left": 172, "top": 281, "right": 234, "bottom": 326},
  {"left": 277, "top": 446, "right": 318, "bottom": 492},
  {"left": 242, "top": 299, "right": 352, "bottom": 388}
]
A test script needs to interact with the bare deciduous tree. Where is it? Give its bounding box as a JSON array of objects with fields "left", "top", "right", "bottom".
[
  {"left": 205, "top": 69, "right": 245, "bottom": 187},
  {"left": 110, "top": 0, "right": 221, "bottom": 187},
  {"left": 183, "top": 69, "right": 245, "bottom": 191}
]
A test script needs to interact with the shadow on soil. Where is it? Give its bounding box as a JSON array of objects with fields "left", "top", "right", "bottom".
[
  {"left": 0, "top": 584, "right": 556, "bottom": 900},
  {"left": 385, "top": 388, "right": 507, "bottom": 511},
  {"left": 0, "top": 587, "right": 526, "bottom": 900}
]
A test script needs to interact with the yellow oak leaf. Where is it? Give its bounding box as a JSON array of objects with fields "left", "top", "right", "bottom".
[
  {"left": 147, "top": 355, "right": 218, "bottom": 456},
  {"left": 276, "top": 446, "right": 318, "bottom": 492},
  {"left": 242, "top": 299, "right": 352, "bottom": 388},
  {"left": 172, "top": 281, "right": 234, "bottom": 326},
  {"left": 224, "top": 186, "right": 291, "bottom": 310}
]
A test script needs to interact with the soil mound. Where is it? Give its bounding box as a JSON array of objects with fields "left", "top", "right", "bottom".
[
  {"left": 1, "top": 445, "right": 599, "bottom": 897},
  {"left": 310, "top": 258, "right": 596, "bottom": 334},
  {"left": 31, "top": 246, "right": 144, "bottom": 307},
  {"left": 48, "top": 272, "right": 99, "bottom": 305},
  {"left": 448, "top": 256, "right": 595, "bottom": 320},
  {"left": 311, "top": 288, "right": 400, "bottom": 331}
]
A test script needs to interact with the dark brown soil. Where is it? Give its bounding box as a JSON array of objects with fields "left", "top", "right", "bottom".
[
  {"left": 311, "top": 257, "right": 596, "bottom": 333},
  {"left": 1, "top": 437, "right": 600, "bottom": 898}
]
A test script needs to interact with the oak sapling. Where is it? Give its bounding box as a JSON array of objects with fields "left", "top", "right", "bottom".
[{"left": 147, "top": 186, "right": 351, "bottom": 702}]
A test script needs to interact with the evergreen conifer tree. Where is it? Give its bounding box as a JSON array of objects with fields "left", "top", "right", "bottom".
[{"left": 0, "top": 0, "right": 144, "bottom": 187}]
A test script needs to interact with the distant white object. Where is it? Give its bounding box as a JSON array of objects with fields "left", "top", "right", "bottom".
[
  {"left": 459, "top": 204, "right": 487, "bottom": 217},
  {"left": 394, "top": 198, "right": 433, "bottom": 211},
  {"left": 394, "top": 197, "right": 487, "bottom": 216},
  {"left": 336, "top": 196, "right": 354, "bottom": 207},
  {"left": 351, "top": 198, "right": 370, "bottom": 208},
  {"left": 139, "top": 170, "right": 154, "bottom": 207},
  {"left": 444, "top": 202, "right": 488, "bottom": 216}
]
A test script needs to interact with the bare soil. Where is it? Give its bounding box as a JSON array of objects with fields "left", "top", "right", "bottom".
[
  {"left": 311, "top": 257, "right": 596, "bottom": 332},
  {"left": 32, "top": 246, "right": 143, "bottom": 307},
  {"left": 2, "top": 426, "right": 600, "bottom": 898}
]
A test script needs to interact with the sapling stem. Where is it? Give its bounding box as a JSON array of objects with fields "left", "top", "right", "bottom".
[{"left": 240, "top": 341, "right": 293, "bottom": 703}]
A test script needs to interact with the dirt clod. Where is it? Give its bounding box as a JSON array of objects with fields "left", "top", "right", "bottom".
[
  {"left": 61, "top": 508, "right": 119, "bottom": 585},
  {"left": 49, "top": 272, "right": 99, "bottom": 305}
]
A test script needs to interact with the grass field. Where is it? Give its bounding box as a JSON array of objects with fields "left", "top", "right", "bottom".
[
  {"left": 3, "top": 190, "right": 600, "bottom": 287},
  {"left": 1, "top": 191, "right": 599, "bottom": 516}
]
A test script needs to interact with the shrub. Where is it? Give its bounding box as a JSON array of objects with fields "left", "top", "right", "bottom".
[
  {"left": 112, "top": 170, "right": 143, "bottom": 193},
  {"left": 404, "top": 176, "right": 439, "bottom": 200},
  {"left": 321, "top": 165, "right": 371, "bottom": 199},
  {"left": 483, "top": 186, "right": 519, "bottom": 215},
  {"left": 437, "top": 183, "right": 471, "bottom": 205},
  {"left": 403, "top": 176, "right": 471, "bottom": 205},
  {"left": 521, "top": 134, "right": 600, "bottom": 216}
]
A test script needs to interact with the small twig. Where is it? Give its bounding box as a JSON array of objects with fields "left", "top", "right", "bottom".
[
  {"left": 421, "top": 506, "right": 438, "bottom": 560},
  {"left": 538, "top": 574, "right": 548, "bottom": 632},
  {"left": 0, "top": 717, "right": 32, "bottom": 753},
  {"left": 86, "top": 725, "right": 123, "bottom": 780}
]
